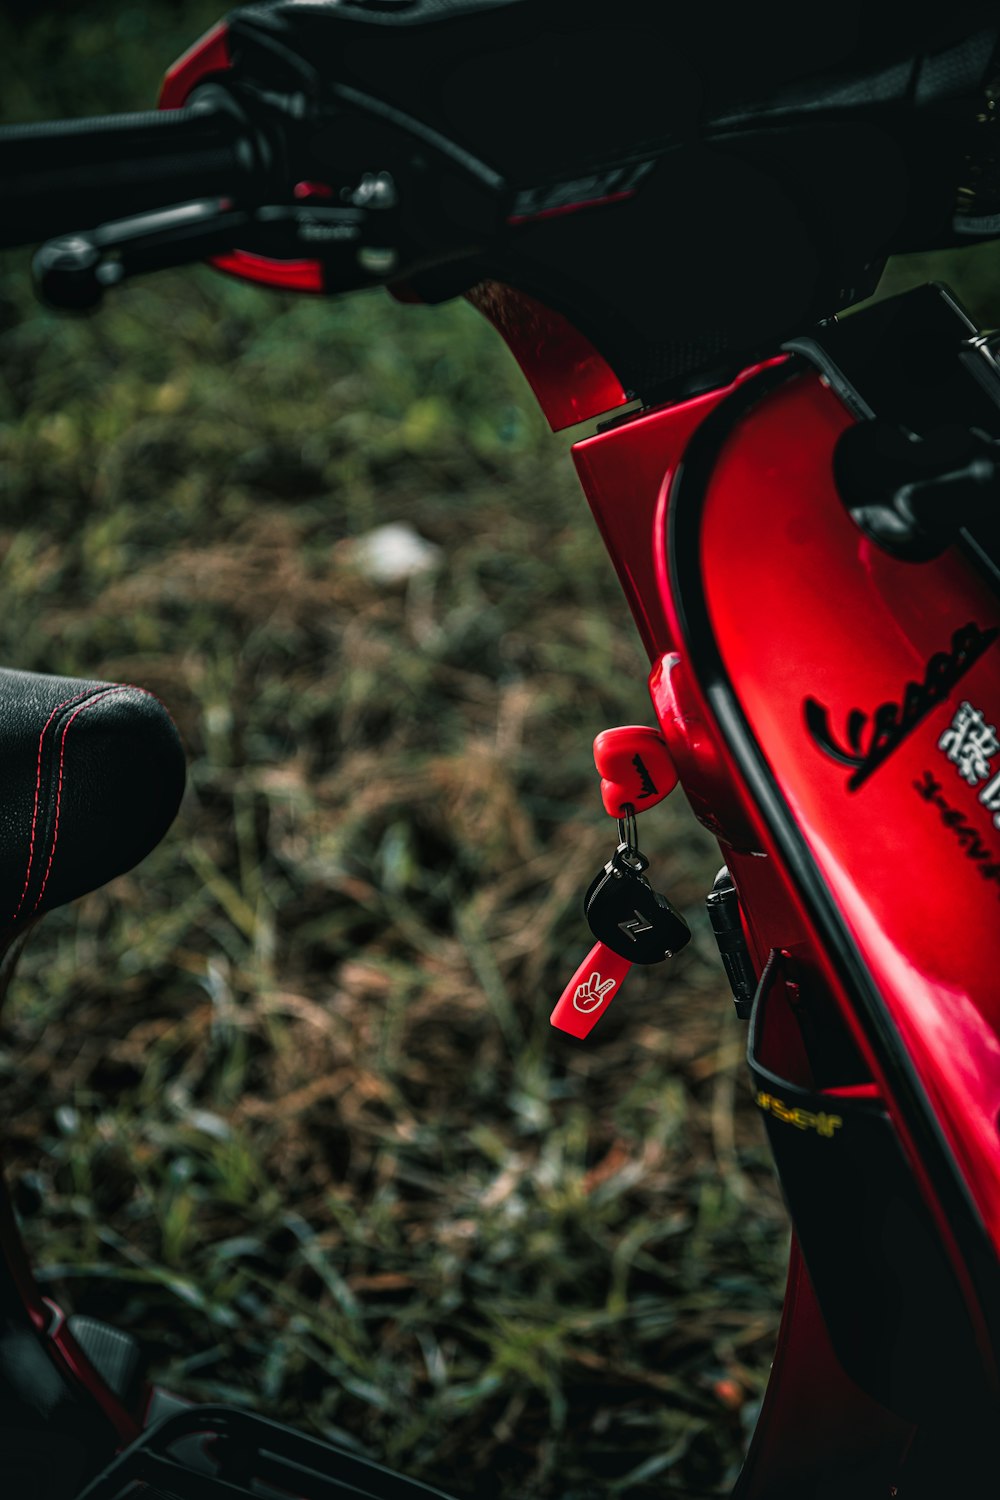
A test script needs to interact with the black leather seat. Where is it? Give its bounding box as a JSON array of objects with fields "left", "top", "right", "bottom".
[{"left": 0, "top": 669, "right": 186, "bottom": 931}]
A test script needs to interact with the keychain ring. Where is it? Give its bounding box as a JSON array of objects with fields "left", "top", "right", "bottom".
[{"left": 616, "top": 804, "right": 640, "bottom": 859}]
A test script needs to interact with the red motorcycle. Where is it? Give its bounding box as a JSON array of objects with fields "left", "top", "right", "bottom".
[{"left": 1, "top": 4, "right": 1000, "bottom": 1496}]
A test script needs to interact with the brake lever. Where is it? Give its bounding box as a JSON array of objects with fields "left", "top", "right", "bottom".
[
  {"left": 33, "top": 200, "right": 253, "bottom": 309},
  {"left": 32, "top": 197, "right": 369, "bottom": 309}
]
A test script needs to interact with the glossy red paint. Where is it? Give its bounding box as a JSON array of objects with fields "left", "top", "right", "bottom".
[
  {"left": 159, "top": 22, "right": 326, "bottom": 294},
  {"left": 571, "top": 356, "right": 999, "bottom": 1484},
  {"left": 572, "top": 362, "right": 784, "bottom": 658},
  {"left": 575, "top": 368, "right": 894, "bottom": 1053},
  {"left": 581, "top": 366, "right": 999, "bottom": 1276},
  {"left": 158, "top": 20, "right": 231, "bottom": 109},
  {"left": 293, "top": 181, "right": 335, "bottom": 201},
  {"left": 695, "top": 368, "right": 1000, "bottom": 1248},
  {"left": 573, "top": 362, "right": 890, "bottom": 1060},
  {"left": 658, "top": 402, "right": 1000, "bottom": 1455},
  {"left": 210, "top": 250, "right": 325, "bottom": 293},
  {"left": 466, "top": 283, "right": 629, "bottom": 432}
]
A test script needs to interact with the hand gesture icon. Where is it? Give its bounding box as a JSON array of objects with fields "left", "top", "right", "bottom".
[
  {"left": 573, "top": 971, "right": 616, "bottom": 1013},
  {"left": 551, "top": 944, "right": 630, "bottom": 1039}
]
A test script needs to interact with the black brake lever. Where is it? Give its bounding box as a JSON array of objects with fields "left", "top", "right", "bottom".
[
  {"left": 32, "top": 197, "right": 370, "bottom": 309},
  {"left": 33, "top": 200, "right": 253, "bottom": 309}
]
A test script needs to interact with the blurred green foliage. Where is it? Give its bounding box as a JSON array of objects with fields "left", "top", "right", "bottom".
[{"left": 2, "top": 7, "right": 1000, "bottom": 1498}]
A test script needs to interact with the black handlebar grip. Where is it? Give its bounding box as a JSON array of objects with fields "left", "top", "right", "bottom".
[{"left": 0, "top": 100, "right": 261, "bottom": 249}]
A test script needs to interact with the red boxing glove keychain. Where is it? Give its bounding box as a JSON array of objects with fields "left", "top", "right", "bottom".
[{"left": 550, "top": 730, "right": 689, "bottom": 1040}]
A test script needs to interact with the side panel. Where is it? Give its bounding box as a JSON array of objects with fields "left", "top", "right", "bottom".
[
  {"left": 698, "top": 369, "right": 1000, "bottom": 1248},
  {"left": 572, "top": 362, "right": 783, "bottom": 659},
  {"left": 574, "top": 357, "right": 1000, "bottom": 1494}
]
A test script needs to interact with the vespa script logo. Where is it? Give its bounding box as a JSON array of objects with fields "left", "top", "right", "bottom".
[
  {"left": 631, "top": 753, "right": 659, "bottom": 800},
  {"left": 573, "top": 972, "right": 616, "bottom": 1014},
  {"left": 804, "top": 621, "right": 999, "bottom": 792}
]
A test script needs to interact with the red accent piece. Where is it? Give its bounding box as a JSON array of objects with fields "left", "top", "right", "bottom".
[
  {"left": 210, "top": 250, "right": 325, "bottom": 293},
  {"left": 595, "top": 369, "right": 1000, "bottom": 1283},
  {"left": 159, "top": 22, "right": 326, "bottom": 294},
  {"left": 293, "top": 181, "right": 335, "bottom": 201},
  {"left": 652, "top": 649, "right": 760, "bottom": 849},
  {"left": 466, "top": 282, "right": 629, "bottom": 432},
  {"left": 824, "top": 1081, "right": 882, "bottom": 1101},
  {"left": 592, "top": 724, "right": 677, "bottom": 816},
  {"left": 158, "top": 21, "right": 231, "bottom": 110},
  {"left": 506, "top": 188, "right": 636, "bottom": 227},
  {"left": 550, "top": 942, "right": 631, "bottom": 1038}
]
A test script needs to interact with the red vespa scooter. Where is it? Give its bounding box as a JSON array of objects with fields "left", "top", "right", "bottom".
[{"left": 1, "top": 5, "right": 1000, "bottom": 1497}]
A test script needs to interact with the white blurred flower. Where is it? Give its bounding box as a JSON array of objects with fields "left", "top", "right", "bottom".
[{"left": 348, "top": 522, "right": 442, "bottom": 584}]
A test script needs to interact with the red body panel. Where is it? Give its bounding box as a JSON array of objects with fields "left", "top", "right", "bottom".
[
  {"left": 575, "top": 367, "right": 1000, "bottom": 1249},
  {"left": 697, "top": 370, "right": 1000, "bottom": 1245},
  {"left": 465, "top": 284, "right": 629, "bottom": 431},
  {"left": 570, "top": 360, "right": 1000, "bottom": 1492},
  {"left": 572, "top": 363, "right": 784, "bottom": 658}
]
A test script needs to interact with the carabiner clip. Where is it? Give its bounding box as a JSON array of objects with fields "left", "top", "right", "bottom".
[{"left": 615, "top": 804, "right": 644, "bottom": 869}]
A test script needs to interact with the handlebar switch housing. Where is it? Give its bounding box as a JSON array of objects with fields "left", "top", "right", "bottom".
[{"left": 834, "top": 420, "right": 1000, "bottom": 562}]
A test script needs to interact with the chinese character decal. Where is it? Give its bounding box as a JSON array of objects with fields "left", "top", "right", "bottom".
[
  {"left": 938, "top": 700, "right": 1000, "bottom": 825},
  {"left": 981, "top": 770, "right": 1000, "bottom": 826}
]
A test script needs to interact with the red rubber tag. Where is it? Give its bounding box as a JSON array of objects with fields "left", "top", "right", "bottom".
[
  {"left": 550, "top": 942, "right": 632, "bottom": 1039},
  {"left": 593, "top": 725, "right": 677, "bottom": 817}
]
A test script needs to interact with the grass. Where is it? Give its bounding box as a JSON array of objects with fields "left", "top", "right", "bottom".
[
  {"left": 3, "top": 6, "right": 1000, "bottom": 1496},
  {"left": 0, "top": 255, "right": 784, "bottom": 1498}
]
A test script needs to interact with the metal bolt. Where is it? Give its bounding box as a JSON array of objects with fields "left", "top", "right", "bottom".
[{"left": 345, "top": 171, "right": 398, "bottom": 210}]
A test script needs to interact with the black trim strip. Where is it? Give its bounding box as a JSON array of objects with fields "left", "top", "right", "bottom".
[{"left": 667, "top": 358, "right": 1000, "bottom": 1358}]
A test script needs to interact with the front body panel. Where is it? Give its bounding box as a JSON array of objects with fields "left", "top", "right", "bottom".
[
  {"left": 571, "top": 293, "right": 1000, "bottom": 1494},
  {"left": 698, "top": 366, "right": 1000, "bottom": 1243}
]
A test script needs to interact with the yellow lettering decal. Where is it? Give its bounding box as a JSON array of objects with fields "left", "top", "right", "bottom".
[{"left": 755, "top": 1090, "right": 843, "bottom": 1138}]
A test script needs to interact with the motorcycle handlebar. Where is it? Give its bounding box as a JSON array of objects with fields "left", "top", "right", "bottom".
[{"left": 0, "top": 99, "right": 262, "bottom": 250}]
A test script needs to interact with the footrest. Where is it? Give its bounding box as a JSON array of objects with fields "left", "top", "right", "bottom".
[
  {"left": 67, "top": 1316, "right": 142, "bottom": 1409},
  {"left": 74, "top": 1403, "right": 456, "bottom": 1500}
]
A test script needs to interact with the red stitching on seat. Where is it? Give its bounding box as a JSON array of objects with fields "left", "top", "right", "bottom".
[
  {"left": 13, "top": 687, "right": 100, "bottom": 922},
  {"left": 29, "top": 685, "right": 133, "bottom": 918}
]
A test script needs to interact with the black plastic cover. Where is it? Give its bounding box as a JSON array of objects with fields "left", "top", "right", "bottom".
[{"left": 75, "top": 1404, "right": 457, "bottom": 1500}]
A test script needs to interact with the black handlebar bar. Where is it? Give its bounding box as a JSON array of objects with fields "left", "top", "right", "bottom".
[
  {"left": 0, "top": 100, "right": 260, "bottom": 250},
  {"left": 4, "top": 1, "right": 1000, "bottom": 405}
]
